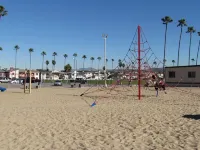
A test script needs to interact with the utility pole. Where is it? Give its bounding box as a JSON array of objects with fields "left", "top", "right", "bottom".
[{"left": 102, "top": 34, "right": 108, "bottom": 88}]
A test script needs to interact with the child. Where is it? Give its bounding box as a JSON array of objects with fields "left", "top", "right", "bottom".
[
  {"left": 160, "top": 79, "right": 167, "bottom": 94},
  {"left": 144, "top": 79, "right": 149, "bottom": 90},
  {"left": 154, "top": 81, "right": 159, "bottom": 97}
]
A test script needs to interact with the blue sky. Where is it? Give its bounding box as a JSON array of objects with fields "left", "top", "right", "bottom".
[{"left": 0, "top": 0, "right": 200, "bottom": 70}]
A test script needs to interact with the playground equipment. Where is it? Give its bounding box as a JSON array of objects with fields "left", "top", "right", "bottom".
[
  {"left": 0, "top": 87, "right": 6, "bottom": 92},
  {"left": 80, "top": 26, "right": 162, "bottom": 100},
  {"left": 78, "top": 25, "right": 200, "bottom": 107}
]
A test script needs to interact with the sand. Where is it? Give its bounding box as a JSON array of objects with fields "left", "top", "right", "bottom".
[{"left": 0, "top": 86, "right": 200, "bottom": 150}]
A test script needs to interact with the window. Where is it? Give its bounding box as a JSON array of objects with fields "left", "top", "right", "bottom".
[
  {"left": 188, "top": 71, "right": 196, "bottom": 78},
  {"left": 169, "top": 71, "right": 175, "bottom": 78}
]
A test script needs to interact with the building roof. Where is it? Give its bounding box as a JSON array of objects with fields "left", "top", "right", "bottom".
[
  {"left": 19, "top": 69, "right": 40, "bottom": 73},
  {"left": 165, "top": 65, "right": 200, "bottom": 68}
]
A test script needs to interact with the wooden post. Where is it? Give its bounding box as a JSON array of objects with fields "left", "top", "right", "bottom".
[{"left": 29, "top": 70, "right": 31, "bottom": 94}]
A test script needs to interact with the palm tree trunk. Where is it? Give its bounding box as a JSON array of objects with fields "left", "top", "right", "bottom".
[
  {"left": 196, "top": 40, "right": 200, "bottom": 65},
  {"left": 42, "top": 55, "right": 44, "bottom": 70},
  {"left": 91, "top": 61, "right": 93, "bottom": 71},
  {"left": 83, "top": 59, "right": 85, "bottom": 70},
  {"left": 98, "top": 60, "right": 100, "bottom": 71},
  {"left": 163, "top": 24, "right": 168, "bottom": 78},
  {"left": 112, "top": 61, "right": 113, "bottom": 70},
  {"left": 74, "top": 58, "right": 75, "bottom": 71},
  {"left": 189, "top": 33, "right": 192, "bottom": 66},
  {"left": 30, "top": 53, "right": 31, "bottom": 70},
  {"left": 15, "top": 50, "right": 17, "bottom": 79},
  {"left": 64, "top": 58, "right": 66, "bottom": 67},
  {"left": 177, "top": 27, "right": 183, "bottom": 66}
]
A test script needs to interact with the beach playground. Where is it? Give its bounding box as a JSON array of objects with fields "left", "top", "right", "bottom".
[{"left": 0, "top": 86, "right": 200, "bottom": 150}]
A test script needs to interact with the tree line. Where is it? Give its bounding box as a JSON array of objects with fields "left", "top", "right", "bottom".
[{"left": 161, "top": 16, "right": 200, "bottom": 66}]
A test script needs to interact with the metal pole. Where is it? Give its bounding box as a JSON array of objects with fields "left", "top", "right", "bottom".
[
  {"left": 103, "top": 34, "right": 108, "bottom": 88},
  {"left": 76, "top": 59, "right": 77, "bottom": 71},
  {"left": 29, "top": 70, "right": 31, "bottom": 94},
  {"left": 15, "top": 51, "right": 17, "bottom": 79},
  {"left": 138, "top": 26, "right": 141, "bottom": 100},
  {"left": 74, "top": 58, "right": 75, "bottom": 71},
  {"left": 24, "top": 71, "right": 26, "bottom": 93}
]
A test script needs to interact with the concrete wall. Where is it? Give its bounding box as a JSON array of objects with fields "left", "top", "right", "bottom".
[{"left": 165, "top": 66, "right": 200, "bottom": 84}]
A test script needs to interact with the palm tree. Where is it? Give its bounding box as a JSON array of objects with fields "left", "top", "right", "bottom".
[
  {"left": 0, "top": 6, "right": 8, "bottom": 18},
  {"left": 41, "top": 51, "right": 46, "bottom": 70},
  {"left": 0, "top": 47, "right": 2, "bottom": 64},
  {"left": 122, "top": 63, "right": 125, "bottom": 73},
  {"left": 172, "top": 60, "right": 175, "bottom": 66},
  {"left": 90, "top": 57, "right": 95, "bottom": 70},
  {"left": 153, "top": 61, "right": 157, "bottom": 67},
  {"left": 14, "top": 45, "right": 20, "bottom": 78},
  {"left": 177, "top": 19, "right": 187, "bottom": 66},
  {"left": 29, "top": 48, "right": 34, "bottom": 70},
  {"left": 63, "top": 54, "right": 68, "bottom": 66},
  {"left": 161, "top": 16, "right": 173, "bottom": 76},
  {"left": 191, "top": 58, "right": 195, "bottom": 65},
  {"left": 52, "top": 52, "right": 57, "bottom": 60},
  {"left": 186, "top": 26, "right": 196, "bottom": 65},
  {"left": 82, "top": 55, "right": 87, "bottom": 70},
  {"left": 52, "top": 60, "right": 56, "bottom": 70},
  {"left": 45, "top": 60, "right": 49, "bottom": 70},
  {"left": 97, "top": 57, "right": 101, "bottom": 70},
  {"left": 73, "top": 53, "right": 77, "bottom": 70},
  {"left": 196, "top": 32, "right": 200, "bottom": 65},
  {"left": 118, "top": 61, "right": 123, "bottom": 70},
  {"left": 111, "top": 59, "right": 114, "bottom": 70},
  {"left": 52, "top": 52, "right": 57, "bottom": 70}
]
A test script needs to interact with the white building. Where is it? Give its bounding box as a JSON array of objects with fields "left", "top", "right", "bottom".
[
  {"left": 9, "top": 69, "right": 19, "bottom": 79},
  {"left": 165, "top": 65, "right": 200, "bottom": 85}
]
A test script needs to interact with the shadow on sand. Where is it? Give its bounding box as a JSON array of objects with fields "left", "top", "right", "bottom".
[{"left": 182, "top": 114, "right": 200, "bottom": 120}]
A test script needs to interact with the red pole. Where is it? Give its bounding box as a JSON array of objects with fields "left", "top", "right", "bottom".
[{"left": 138, "top": 26, "right": 141, "bottom": 100}]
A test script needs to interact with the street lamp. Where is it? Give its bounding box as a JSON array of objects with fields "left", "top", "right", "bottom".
[{"left": 102, "top": 34, "right": 108, "bottom": 88}]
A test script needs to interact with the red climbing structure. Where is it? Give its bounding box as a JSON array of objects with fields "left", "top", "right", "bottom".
[{"left": 138, "top": 25, "right": 141, "bottom": 100}]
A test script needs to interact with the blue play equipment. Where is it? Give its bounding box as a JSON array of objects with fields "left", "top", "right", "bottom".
[
  {"left": 0, "top": 87, "right": 6, "bottom": 92},
  {"left": 91, "top": 102, "right": 96, "bottom": 107}
]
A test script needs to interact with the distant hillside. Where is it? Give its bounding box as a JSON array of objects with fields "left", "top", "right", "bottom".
[{"left": 77, "top": 68, "right": 97, "bottom": 71}]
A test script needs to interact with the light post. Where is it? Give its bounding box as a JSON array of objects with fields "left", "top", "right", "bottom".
[
  {"left": 76, "top": 59, "right": 77, "bottom": 72},
  {"left": 102, "top": 34, "right": 108, "bottom": 88}
]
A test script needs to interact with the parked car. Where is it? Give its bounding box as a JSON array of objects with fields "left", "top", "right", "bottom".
[
  {"left": 10, "top": 79, "right": 20, "bottom": 84},
  {"left": 69, "top": 78, "right": 87, "bottom": 84},
  {"left": 0, "top": 78, "right": 11, "bottom": 83},
  {"left": 54, "top": 80, "right": 62, "bottom": 86}
]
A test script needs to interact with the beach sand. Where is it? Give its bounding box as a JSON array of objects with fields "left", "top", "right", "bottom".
[{"left": 0, "top": 86, "right": 200, "bottom": 150}]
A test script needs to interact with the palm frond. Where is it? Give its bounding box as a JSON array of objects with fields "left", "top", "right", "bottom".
[{"left": 29, "top": 48, "right": 34, "bottom": 52}]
